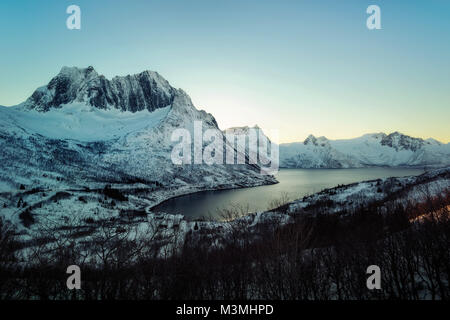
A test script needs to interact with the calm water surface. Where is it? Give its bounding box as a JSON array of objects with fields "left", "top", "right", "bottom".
[{"left": 152, "top": 168, "right": 424, "bottom": 220}]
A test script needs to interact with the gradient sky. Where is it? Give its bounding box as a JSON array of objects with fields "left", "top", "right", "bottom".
[{"left": 0, "top": 0, "right": 449, "bottom": 143}]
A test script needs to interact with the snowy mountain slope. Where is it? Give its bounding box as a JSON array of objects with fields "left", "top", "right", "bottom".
[
  {"left": 279, "top": 132, "right": 450, "bottom": 168},
  {"left": 0, "top": 103, "right": 171, "bottom": 141},
  {"left": 279, "top": 134, "right": 362, "bottom": 168},
  {"left": 287, "top": 166, "right": 450, "bottom": 215},
  {"left": 0, "top": 67, "right": 275, "bottom": 229},
  {"left": 99, "top": 90, "right": 276, "bottom": 191},
  {"left": 223, "top": 125, "right": 277, "bottom": 168}
]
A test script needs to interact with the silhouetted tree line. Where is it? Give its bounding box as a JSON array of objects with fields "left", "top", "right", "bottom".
[{"left": 0, "top": 191, "right": 448, "bottom": 300}]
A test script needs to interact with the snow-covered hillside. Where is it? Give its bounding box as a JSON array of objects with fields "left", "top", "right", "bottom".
[
  {"left": 279, "top": 132, "right": 450, "bottom": 168},
  {"left": 287, "top": 166, "right": 450, "bottom": 215},
  {"left": 223, "top": 125, "right": 277, "bottom": 170},
  {"left": 0, "top": 66, "right": 275, "bottom": 229},
  {"left": 0, "top": 103, "right": 171, "bottom": 141}
]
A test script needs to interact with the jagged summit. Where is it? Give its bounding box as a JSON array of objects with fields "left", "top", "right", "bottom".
[
  {"left": 22, "top": 66, "right": 177, "bottom": 113},
  {"left": 380, "top": 131, "right": 427, "bottom": 152},
  {"left": 303, "top": 134, "right": 329, "bottom": 147}
]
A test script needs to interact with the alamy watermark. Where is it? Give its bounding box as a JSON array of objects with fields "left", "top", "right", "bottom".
[
  {"left": 66, "top": 265, "right": 81, "bottom": 290},
  {"left": 170, "top": 121, "right": 279, "bottom": 175},
  {"left": 366, "top": 265, "right": 381, "bottom": 290},
  {"left": 366, "top": 5, "right": 381, "bottom": 30},
  {"left": 65, "top": 264, "right": 381, "bottom": 291},
  {"left": 66, "top": 5, "right": 81, "bottom": 30},
  {"left": 66, "top": 5, "right": 381, "bottom": 31}
]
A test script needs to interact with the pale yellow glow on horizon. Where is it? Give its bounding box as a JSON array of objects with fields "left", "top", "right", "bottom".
[{"left": 188, "top": 94, "right": 450, "bottom": 145}]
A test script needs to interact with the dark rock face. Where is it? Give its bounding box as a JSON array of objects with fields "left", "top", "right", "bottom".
[
  {"left": 381, "top": 132, "right": 425, "bottom": 152},
  {"left": 304, "top": 134, "right": 329, "bottom": 147},
  {"left": 25, "top": 67, "right": 177, "bottom": 113}
]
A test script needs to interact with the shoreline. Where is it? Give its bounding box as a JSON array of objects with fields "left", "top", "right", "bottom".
[
  {"left": 147, "top": 167, "right": 432, "bottom": 219},
  {"left": 146, "top": 178, "right": 279, "bottom": 215}
]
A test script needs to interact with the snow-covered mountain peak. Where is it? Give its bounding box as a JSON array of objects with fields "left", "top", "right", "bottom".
[
  {"left": 22, "top": 66, "right": 177, "bottom": 113},
  {"left": 59, "top": 65, "right": 98, "bottom": 78},
  {"left": 304, "top": 134, "right": 329, "bottom": 147},
  {"left": 0, "top": 68, "right": 277, "bottom": 208},
  {"left": 380, "top": 132, "right": 426, "bottom": 152}
]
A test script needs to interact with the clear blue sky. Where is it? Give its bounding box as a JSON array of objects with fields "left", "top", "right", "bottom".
[{"left": 0, "top": 0, "right": 449, "bottom": 142}]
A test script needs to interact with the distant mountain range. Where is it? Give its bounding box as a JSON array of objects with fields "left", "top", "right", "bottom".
[
  {"left": 226, "top": 126, "right": 450, "bottom": 169},
  {"left": 279, "top": 132, "right": 450, "bottom": 168}
]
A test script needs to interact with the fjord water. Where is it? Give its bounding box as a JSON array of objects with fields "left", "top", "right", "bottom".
[{"left": 153, "top": 168, "right": 424, "bottom": 220}]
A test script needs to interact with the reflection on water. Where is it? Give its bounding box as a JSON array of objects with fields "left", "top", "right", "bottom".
[{"left": 152, "top": 168, "right": 424, "bottom": 220}]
